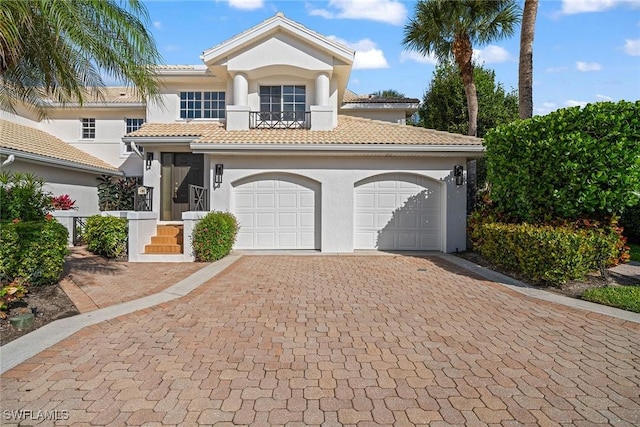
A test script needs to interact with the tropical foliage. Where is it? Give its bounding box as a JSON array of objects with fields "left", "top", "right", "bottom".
[
  {"left": 416, "top": 61, "right": 518, "bottom": 138},
  {"left": 370, "top": 89, "right": 406, "bottom": 99},
  {"left": 0, "top": 172, "right": 52, "bottom": 221},
  {"left": 97, "top": 175, "right": 138, "bottom": 211},
  {"left": 0, "top": 0, "right": 162, "bottom": 118},
  {"left": 403, "top": 0, "right": 520, "bottom": 136},
  {"left": 484, "top": 101, "right": 640, "bottom": 223}
]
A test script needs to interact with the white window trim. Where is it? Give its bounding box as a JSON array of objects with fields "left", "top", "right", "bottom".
[
  {"left": 81, "top": 118, "right": 95, "bottom": 139},
  {"left": 179, "top": 91, "right": 226, "bottom": 120}
]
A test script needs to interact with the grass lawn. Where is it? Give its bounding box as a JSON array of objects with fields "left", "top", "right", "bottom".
[
  {"left": 582, "top": 285, "right": 640, "bottom": 313},
  {"left": 630, "top": 243, "right": 640, "bottom": 262}
]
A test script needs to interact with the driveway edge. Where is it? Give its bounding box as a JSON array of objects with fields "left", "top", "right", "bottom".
[
  {"left": 440, "top": 254, "right": 640, "bottom": 325},
  {"left": 0, "top": 255, "right": 241, "bottom": 374}
]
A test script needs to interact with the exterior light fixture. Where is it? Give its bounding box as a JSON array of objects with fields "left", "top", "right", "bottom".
[
  {"left": 454, "top": 165, "right": 464, "bottom": 186},
  {"left": 214, "top": 163, "right": 224, "bottom": 188},
  {"left": 145, "top": 152, "right": 153, "bottom": 170}
]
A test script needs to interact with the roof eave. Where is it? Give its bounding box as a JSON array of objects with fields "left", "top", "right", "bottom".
[
  {"left": 189, "top": 143, "right": 485, "bottom": 156},
  {"left": 0, "top": 147, "right": 122, "bottom": 175},
  {"left": 122, "top": 136, "right": 198, "bottom": 144}
]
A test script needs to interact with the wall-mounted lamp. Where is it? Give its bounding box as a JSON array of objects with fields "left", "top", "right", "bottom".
[
  {"left": 214, "top": 163, "right": 224, "bottom": 188},
  {"left": 145, "top": 152, "right": 153, "bottom": 170},
  {"left": 454, "top": 165, "right": 464, "bottom": 186}
]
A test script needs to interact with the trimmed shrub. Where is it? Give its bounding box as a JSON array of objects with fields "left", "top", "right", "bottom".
[
  {"left": 192, "top": 211, "right": 239, "bottom": 262},
  {"left": 0, "top": 219, "right": 68, "bottom": 286},
  {"left": 484, "top": 101, "right": 640, "bottom": 223},
  {"left": 620, "top": 203, "right": 640, "bottom": 244},
  {"left": 97, "top": 175, "right": 138, "bottom": 211},
  {"left": 470, "top": 220, "right": 622, "bottom": 285},
  {"left": 0, "top": 172, "right": 53, "bottom": 221},
  {"left": 84, "top": 215, "right": 128, "bottom": 259}
]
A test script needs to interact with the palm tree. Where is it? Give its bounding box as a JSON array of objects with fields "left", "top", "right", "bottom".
[
  {"left": 403, "top": 0, "right": 520, "bottom": 136},
  {"left": 0, "top": 0, "right": 162, "bottom": 118},
  {"left": 518, "top": 0, "right": 538, "bottom": 119}
]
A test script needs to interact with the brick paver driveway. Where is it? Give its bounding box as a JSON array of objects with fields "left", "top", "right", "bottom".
[{"left": 1, "top": 255, "right": 639, "bottom": 426}]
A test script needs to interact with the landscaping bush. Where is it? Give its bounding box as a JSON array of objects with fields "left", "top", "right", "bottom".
[
  {"left": 620, "top": 203, "right": 640, "bottom": 244},
  {"left": 0, "top": 218, "right": 68, "bottom": 286},
  {"left": 97, "top": 175, "right": 138, "bottom": 211},
  {"left": 484, "top": 101, "right": 640, "bottom": 223},
  {"left": 470, "top": 220, "right": 622, "bottom": 285},
  {"left": 192, "top": 211, "right": 239, "bottom": 262},
  {"left": 0, "top": 172, "right": 53, "bottom": 221},
  {"left": 84, "top": 215, "right": 128, "bottom": 259},
  {"left": 51, "top": 194, "right": 76, "bottom": 210}
]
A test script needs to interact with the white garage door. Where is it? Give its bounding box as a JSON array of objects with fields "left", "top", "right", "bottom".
[
  {"left": 234, "top": 176, "right": 318, "bottom": 249},
  {"left": 354, "top": 173, "right": 442, "bottom": 250}
]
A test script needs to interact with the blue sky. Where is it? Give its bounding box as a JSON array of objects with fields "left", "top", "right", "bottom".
[{"left": 144, "top": 0, "right": 640, "bottom": 115}]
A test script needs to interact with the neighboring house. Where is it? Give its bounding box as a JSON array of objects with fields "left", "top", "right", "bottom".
[
  {"left": 0, "top": 119, "right": 121, "bottom": 216},
  {"left": 1, "top": 12, "right": 483, "bottom": 258}
]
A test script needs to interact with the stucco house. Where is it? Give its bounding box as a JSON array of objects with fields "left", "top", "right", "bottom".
[{"left": 1, "top": 13, "right": 483, "bottom": 260}]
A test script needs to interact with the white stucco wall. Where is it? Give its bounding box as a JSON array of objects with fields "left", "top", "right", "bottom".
[
  {"left": 193, "top": 154, "right": 468, "bottom": 253},
  {"left": 4, "top": 160, "right": 102, "bottom": 216}
]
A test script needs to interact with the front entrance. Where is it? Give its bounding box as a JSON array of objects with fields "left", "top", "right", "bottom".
[{"left": 160, "top": 153, "right": 204, "bottom": 221}]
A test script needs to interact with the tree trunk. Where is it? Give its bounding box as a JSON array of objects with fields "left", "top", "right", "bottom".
[
  {"left": 519, "top": 0, "right": 538, "bottom": 119},
  {"left": 453, "top": 35, "right": 478, "bottom": 137}
]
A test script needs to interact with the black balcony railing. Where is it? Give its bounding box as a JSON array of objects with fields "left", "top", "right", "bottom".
[
  {"left": 250, "top": 111, "right": 311, "bottom": 129},
  {"left": 134, "top": 186, "right": 153, "bottom": 212},
  {"left": 189, "top": 185, "right": 209, "bottom": 211}
]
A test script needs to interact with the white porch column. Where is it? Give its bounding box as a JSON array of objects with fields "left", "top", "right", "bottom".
[
  {"left": 228, "top": 73, "right": 250, "bottom": 130},
  {"left": 315, "top": 72, "right": 330, "bottom": 106},
  {"left": 232, "top": 73, "right": 248, "bottom": 106}
]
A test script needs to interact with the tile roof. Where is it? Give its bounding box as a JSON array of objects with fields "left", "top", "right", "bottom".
[
  {"left": 0, "top": 119, "right": 120, "bottom": 173},
  {"left": 342, "top": 89, "right": 420, "bottom": 105},
  {"left": 127, "top": 115, "right": 482, "bottom": 146}
]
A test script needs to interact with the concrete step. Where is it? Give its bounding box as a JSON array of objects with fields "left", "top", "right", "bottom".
[
  {"left": 150, "top": 235, "right": 184, "bottom": 245},
  {"left": 144, "top": 243, "right": 183, "bottom": 254},
  {"left": 156, "top": 225, "right": 184, "bottom": 237}
]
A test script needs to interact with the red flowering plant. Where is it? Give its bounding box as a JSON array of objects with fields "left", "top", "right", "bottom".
[{"left": 51, "top": 194, "right": 76, "bottom": 210}]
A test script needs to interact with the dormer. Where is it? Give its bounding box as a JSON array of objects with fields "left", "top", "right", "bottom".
[{"left": 200, "top": 12, "right": 354, "bottom": 130}]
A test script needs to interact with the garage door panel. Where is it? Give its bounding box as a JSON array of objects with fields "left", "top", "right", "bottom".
[
  {"left": 278, "top": 193, "right": 297, "bottom": 208},
  {"left": 234, "top": 176, "right": 318, "bottom": 250},
  {"left": 299, "top": 193, "right": 315, "bottom": 208},
  {"left": 257, "top": 213, "right": 276, "bottom": 227},
  {"left": 355, "top": 173, "right": 441, "bottom": 251},
  {"left": 235, "top": 193, "right": 254, "bottom": 209}
]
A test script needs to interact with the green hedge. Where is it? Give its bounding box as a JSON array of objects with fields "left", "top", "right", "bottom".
[
  {"left": 84, "top": 215, "right": 128, "bottom": 259},
  {"left": 484, "top": 101, "right": 640, "bottom": 223},
  {"left": 192, "top": 212, "right": 239, "bottom": 262},
  {"left": 0, "top": 219, "right": 68, "bottom": 286},
  {"left": 470, "top": 221, "right": 621, "bottom": 285},
  {"left": 620, "top": 203, "right": 640, "bottom": 244}
]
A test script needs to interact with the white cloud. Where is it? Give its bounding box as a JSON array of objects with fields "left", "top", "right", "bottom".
[
  {"left": 472, "top": 45, "right": 511, "bottom": 64},
  {"left": 399, "top": 50, "right": 438, "bottom": 65},
  {"left": 164, "top": 44, "right": 181, "bottom": 53},
  {"left": 328, "top": 36, "right": 389, "bottom": 69},
  {"left": 153, "top": 21, "right": 162, "bottom": 30},
  {"left": 228, "top": 0, "right": 264, "bottom": 11},
  {"left": 596, "top": 94, "right": 613, "bottom": 101},
  {"left": 576, "top": 61, "right": 602, "bottom": 71},
  {"left": 623, "top": 38, "right": 640, "bottom": 55},
  {"left": 534, "top": 102, "right": 559, "bottom": 116},
  {"left": 545, "top": 66, "right": 569, "bottom": 73},
  {"left": 308, "top": 0, "right": 407, "bottom": 26},
  {"left": 565, "top": 99, "right": 588, "bottom": 107},
  {"left": 560, "top": 0, "right": 617, "bottom": 14}
]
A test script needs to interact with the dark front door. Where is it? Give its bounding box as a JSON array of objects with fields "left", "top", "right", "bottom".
[{"left": 161, "top": 153, "right": 204, "bottom": 221}]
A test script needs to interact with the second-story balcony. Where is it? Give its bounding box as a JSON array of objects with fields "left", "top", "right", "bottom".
[{"left": 249, "top": 111, "right": 311, "bottom": 129}]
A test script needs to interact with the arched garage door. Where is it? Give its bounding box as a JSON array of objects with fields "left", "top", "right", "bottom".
[
  {"left": 354, "top": 173, "right": 442, "bottom": 250},
  {"left": 233, "top": 174, "right": 319, "bottom": 250}
]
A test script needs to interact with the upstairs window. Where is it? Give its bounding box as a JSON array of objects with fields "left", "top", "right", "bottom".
[
  {"left": 180, "top": 91, "right": 225, "bottom": 119},
  {"left": 259, "top": 85, "right": 306, "bottom": 121},
  {"left": 81, "top": 118, "right": 95, "bottom": 139},
  {"left": 126, "top": 118, "right": 144, "bottom": 133},
  {"left": 124, "top": 118, "right": 145, "bottom": 154}
]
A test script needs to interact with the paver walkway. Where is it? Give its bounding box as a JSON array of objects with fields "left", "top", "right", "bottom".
[{"left": 1, "top": 255, "right": 639, "bottom": 426}]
